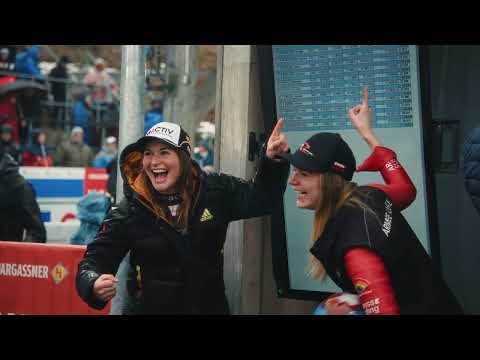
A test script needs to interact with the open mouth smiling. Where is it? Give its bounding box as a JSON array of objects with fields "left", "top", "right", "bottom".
[{"left": 152, "top": 169, "right": 168, "bottom": 181}]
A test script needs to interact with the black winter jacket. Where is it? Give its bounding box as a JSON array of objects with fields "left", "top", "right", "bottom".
[
  {"left": 0, "top": 152, "right": 46, "bottom": 242},
  {"left": 0, "top": 140, "right": 22, "bottom": 165},
  {"left": 463, "top": 127, "right": 480, "bottom": 215},
  {"left": 76, "top": 147, "right": 289, "bottom": 314},
  {"left": 311, "top": 186, "right": 463, "bottom": 315}
]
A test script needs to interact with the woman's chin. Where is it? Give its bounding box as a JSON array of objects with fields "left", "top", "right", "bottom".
[
  {"left": 296, "top": 200, "right": 307, "bottom": 209},
  {"left": 296, "top": 199, "right": 314, "bottom": 210},
  {"left": 152, "top": 180, "right": 173, "bottom": 193}
]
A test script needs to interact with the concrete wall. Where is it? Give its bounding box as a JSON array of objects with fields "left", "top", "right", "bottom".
[
  {"left": 219, "top": 45, "right": 316, "bottom": 314},
  {"left": 218, "top": 45, "right": 256, "bottom": 314}
]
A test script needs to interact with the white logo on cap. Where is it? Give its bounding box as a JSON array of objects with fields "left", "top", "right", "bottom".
[
  {"left": 146, "top": 122, "right": 181, "bottom": 146},
  {"left": 299, "top": 142, "right": 314, "bottom": 157}
]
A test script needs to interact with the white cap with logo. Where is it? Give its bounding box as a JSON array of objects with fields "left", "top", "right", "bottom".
[{"left": 138, "top": 122, "right": 191, "bottom": 155}]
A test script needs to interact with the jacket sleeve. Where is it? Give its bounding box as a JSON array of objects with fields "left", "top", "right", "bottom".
[
  {"left": 344, "top": 247, "right": 400, "bottom": 315},
  {"left": 76, "top": 200, "right": 131, "bottom": 310},
  {"left": 18, "top": 183, "right": 46, "bottom": 243},
  {"left": 463, "top": 127, "right": 480, "bottom": 214},
  {"left": 217, "top": 153, "right": 290, "bottom": 222},
  {"left": 26, "top": 59, "right": 41, "bottom": 78},
  {"left": 358, "top": 146, "right": 416, "bottom": 210}
]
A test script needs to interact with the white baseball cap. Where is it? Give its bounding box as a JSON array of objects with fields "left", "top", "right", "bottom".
[{"left": 135, "top": 122, "right": 191, "bottom": 155}]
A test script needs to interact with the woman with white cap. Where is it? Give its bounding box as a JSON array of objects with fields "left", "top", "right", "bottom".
[{"left": 76, "top": 119, "right": 291, "bottom": 314}]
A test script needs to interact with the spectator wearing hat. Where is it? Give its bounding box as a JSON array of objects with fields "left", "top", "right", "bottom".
[
  {"left": 83, "top": 57, "right": 118, "bottom": 106},
  {"left": 23, "top": 128, "right": 54, "bottom": 167},
  {"left": 0, "top": 47, "right": 16, "bottom": 75},
  {"left": 92, "top": 136, "right": 117, "bottom": 168},
  {"left": 0, "top": 77, "right": 21, "bottom": 144},
  {"left": 54, "top": 126, "right": 94, "bottom": 167},
  {"left": 0, "top": 124, "right": 22, "bottom": 164},
  {"left": 0, "top": 48, "right": 10, "bottom": 67}
]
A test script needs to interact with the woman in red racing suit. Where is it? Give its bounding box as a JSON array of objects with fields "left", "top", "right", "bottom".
[{"left": 281, "top": 87, "right": 463, "bottom": 315}]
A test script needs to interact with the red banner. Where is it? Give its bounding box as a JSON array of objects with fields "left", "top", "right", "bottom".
[
  {"left": 0, "top": 242, "right": 110, "bottom": 315},
  {"left": 84, "top": 168, "right": 108, "bottom": 195}
]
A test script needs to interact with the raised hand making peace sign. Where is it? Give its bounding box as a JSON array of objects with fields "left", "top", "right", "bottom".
[{"left": 266, "top": 118, "right": 290, "bottom": 160}]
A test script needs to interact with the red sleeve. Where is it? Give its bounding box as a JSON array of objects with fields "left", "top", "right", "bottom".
[
  {"left": 356, "top": 146, "right": 416, "bottom": 210},
  {"left": 344, "top": 247, "right": 400, "bottom": 315}
]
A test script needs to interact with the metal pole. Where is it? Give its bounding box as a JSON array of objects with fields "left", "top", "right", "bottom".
[
  {"left": 214, "top": 45, "right": 224, "bottom": 172},
  {"left": 110, "top": 45, "right": 145, "bottom": 315},
  {"left": 116, "top": 45, "right": 145, "bottom": 202},
  {"left": 182, "top": 45, "right": 191, "bottom": 85},
  {"left": 96, "top": 102, "right": 100, "bottom": 146}
]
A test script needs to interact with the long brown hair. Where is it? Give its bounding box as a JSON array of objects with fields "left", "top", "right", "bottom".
[
  {"left": 122, "top": 146, "right": 201, "bottom": 231},
  {"left": 308, "top": 172, "right": 369, "bottom": 280},
  {"left": 174, "top": 150, "right": 201, "bottom": 230}
]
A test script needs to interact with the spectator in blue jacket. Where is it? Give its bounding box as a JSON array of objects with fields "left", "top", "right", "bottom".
[
  {"left": 92, "top": 136, "right": 117, "bottom": 168},
  {"left": 463, "top": 127, "right": 480, "bottom": 215},
  {"left": 15, "top": 46, "right": 43, "bottom": 81},
  {"left": 70, "top": 192, "right": 112, "bottom": 246},
  {"left": 144, "top": 97, "right": 164, "bottom": 134},
  {"left": 72, "top": 92, "right": 92, "bottom": 146},
  {"left": 194, "top": 140, "right": 214, "bottom": 171}
]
